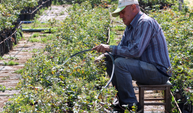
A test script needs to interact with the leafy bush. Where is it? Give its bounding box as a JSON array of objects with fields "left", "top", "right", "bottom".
[{"left": 3, "top": 1, "right": 117, "bottom": 112}]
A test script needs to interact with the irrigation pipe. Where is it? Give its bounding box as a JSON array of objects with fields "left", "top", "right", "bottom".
[
  {"left": 22, "top": 28, "right": 50, "bottom": 32},
  {"left": 96, "top": 51, "right": 114, "bottom": 98}
]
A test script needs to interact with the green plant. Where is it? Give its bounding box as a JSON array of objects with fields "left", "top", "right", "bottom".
[
  {"left": 59, "top": 11, "right": 64, "bottom": 15},
  {"left": 109, "top": 31, "right": 117, "bottom": 45},
  {"left": 45, "top": 34, "right": 54, "bottom": 40},
  {"left": 29, "top": 38, "right": 40, "bottom": 42},
  {"left": 0, "top": 85, "right": 6, "bottom": 92},
  {"left": 41, "top": 37, "right": 48, "bottom": 43},
  {"left": 113, "top": 25, "right": 125, "bottom": 31},
  {"left": 22, "top": 50, "right": 28, "bottom": 52},
  {"left": 4, "top": 60, "right": 19, "bottom": 66},
  {"left": 32, "top": 33, "right": 40, "bottom": 38},
  {"left": 6, "top": 56, "right": 18, "bottom": 60},
  {"left": 14, "top": 69, "right": 24, "bottom": 74},
  {"left": 30, "top": 48, "right": 38, "bottom": 53},
  {"left": 0, "top": 57, "right": 4, "bottom": 60}
]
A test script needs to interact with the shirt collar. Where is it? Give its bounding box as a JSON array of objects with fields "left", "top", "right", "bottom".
[{"left": 127, "top": 11, "right": 143, "bottom": 29}]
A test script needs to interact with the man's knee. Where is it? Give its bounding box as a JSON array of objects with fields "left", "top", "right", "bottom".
[{"left": 115, "top": 58, "right": 125, "bottom": 67}]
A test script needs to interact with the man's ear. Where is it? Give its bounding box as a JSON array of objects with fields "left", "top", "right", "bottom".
[
  {"left": 132, "top": 4, "right": 139, "bottom": 13},
  {"left": 131, "top": 4, "right": 137, "bottom": 11}
]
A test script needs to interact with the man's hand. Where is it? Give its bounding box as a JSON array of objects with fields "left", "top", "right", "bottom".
[{"left": 92, "top": 44, "right": 110, "bottom": 53}]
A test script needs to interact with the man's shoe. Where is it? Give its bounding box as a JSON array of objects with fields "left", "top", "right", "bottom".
[
  {"left": 111, "top": 98, "right": 142, "bottom": 113},
  {"left": 111, "top": 98, "right": 125, "bottom": 113}
]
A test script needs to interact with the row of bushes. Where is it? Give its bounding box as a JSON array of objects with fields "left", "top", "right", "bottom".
[{"left": 3, "top": 1, "right": 118, "bottom": 112}]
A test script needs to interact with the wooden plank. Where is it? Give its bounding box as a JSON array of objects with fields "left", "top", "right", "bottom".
[
  {"left": 138, "top": 84, "right": 172, "bottom": 87},
  {"left": 144, "top": 98, "right": 164, "bottom": 101},
  {"left": 144, "top": 103, "right": 166, "bottom": 105},
  {"left": 142, "top": 87, "right": 166, "bottom": 90}
]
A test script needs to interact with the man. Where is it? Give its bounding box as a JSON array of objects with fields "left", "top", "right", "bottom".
[{"left": 92, "top": 0, "right": 172, "bottom": 112}]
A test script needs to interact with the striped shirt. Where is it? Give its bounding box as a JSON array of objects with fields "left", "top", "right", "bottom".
[{"left": 111, "top": 11, "right": 172, "bottom": 77}]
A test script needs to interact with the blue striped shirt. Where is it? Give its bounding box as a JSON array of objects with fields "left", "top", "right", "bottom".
[{"left": 111, "top": 11, "right": 172, "bottom": 77}]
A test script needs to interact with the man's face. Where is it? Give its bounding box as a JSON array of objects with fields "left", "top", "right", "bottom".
[{"left": 119, "top": 5, "right": 135, "bottom": 26}]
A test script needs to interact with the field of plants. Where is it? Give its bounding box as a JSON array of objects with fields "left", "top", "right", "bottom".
[{"left": 0, "top": 0, "right": 193, "bottom": 112}]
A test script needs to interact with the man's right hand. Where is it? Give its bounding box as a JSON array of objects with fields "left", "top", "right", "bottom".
[{"left": 92, "top": 44, "right": 110, "bottom": 53}]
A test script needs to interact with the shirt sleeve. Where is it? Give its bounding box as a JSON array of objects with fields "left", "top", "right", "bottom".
[{"left": 111, "top": 21, "right": 154, "bottom": 58}]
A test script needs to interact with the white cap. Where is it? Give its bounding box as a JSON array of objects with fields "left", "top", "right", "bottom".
[{"left": 112, "top": 0, "right": 139, "bottom": 17}]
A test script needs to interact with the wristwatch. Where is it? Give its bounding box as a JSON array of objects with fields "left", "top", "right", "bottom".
[{"left": 109, "top": 45, "right": 113, "bottom": 52}]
